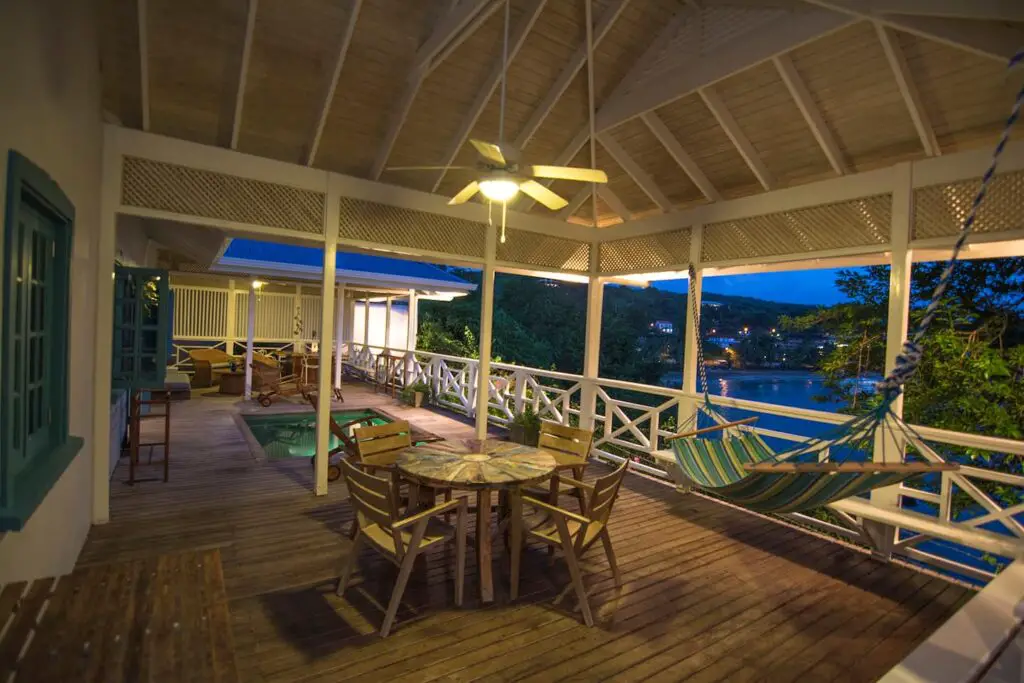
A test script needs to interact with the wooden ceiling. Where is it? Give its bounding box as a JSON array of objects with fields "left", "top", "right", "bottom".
[{"left": 98, "top": 0, "right": 1024, "bottom": 228}]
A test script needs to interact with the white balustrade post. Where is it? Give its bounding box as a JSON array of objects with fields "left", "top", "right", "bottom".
[
  {"left": 680, "top": 225, "right": 704, "bottom": 430},
  {"left": 384, "top": 295, "right": 393, "bottom": 354},
  {"left": 334, "top": 284, "right": 346, "bottom": 390},
  {"left": 244, "top": 280, "right": 257, "bottom": 400},
  {"left": 513, "top": 369, "right": 526, "bottom": 415},
  {"left": 225, "top": 278, "right": 236, "bottom": 355},
  {"left": 475, "top": 222, "right": 497, "bottom": 438},
  {"left": 580, "top": 242, "right": 604, "bottom": 431},
  {"left": 314, "top": 183, "right": 340, "bottom": 497}
]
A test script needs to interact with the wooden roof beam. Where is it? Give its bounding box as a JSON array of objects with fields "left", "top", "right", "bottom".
[
  {"left": 370, "top": 0, "right": 500, "bottom": 179},
  {"left": 594, "top": 10, "right": 853, "bottom": 133},
  {"left": 804, "top": 1, "right": 1024, "bottom": 60},
  {"left": 772, "top": 54, "right": 849, "bottom": 175},
  {"left": 839, "top": 0, "right": 1024, "bottom": 22},
  {"left": 597, "top": 186, "right": 632, "bottom": 221},
  {"left": 512, "top": 0, "right": 630, "bottom": 150},
  {"left": 138, "top": 0, "right": 150, "bottom": 131},
  {"left": 430, "top": 0, "right": 549, "bottom": 192},
  {"left": 597, "top": 134, "right": 674, "bottom": 212},
  {"left": 875, "top": 23, "right": 940, "bottom": 157},
  {"left": 641, "top": 112, "right": 721, "bottom": 202},
  {"left": 699, "top": 87, "right": 775, "bottom": 191},
  {"left": 229, "top": 0, "right": 258, "bottom": 150},
  {"left": 306, "top": 0, "right": 363, "bottom": 166}
]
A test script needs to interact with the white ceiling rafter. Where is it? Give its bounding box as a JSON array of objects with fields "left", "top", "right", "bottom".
[
  {"left": 641, "top": 112, "right": 721, "bottom": 202},
  {"left": 137, "top": 0, "right": 150, "bottom": 131},
  {"left": 804, "top": 0, "right": 1024, "bottom": 60},
  {"left": 558, "top": 187, "right": 592, "bottom": 222},
  {"left": 511, "top": 0, "right": 630, "bottom": 151},
  {"left": 835, "top": 0, "right": 1024, "bottom": 22},
  {"left": 229, "top": 0, "right": 259, "bottom": 150},
  {"left": 875, "top": 23, "right": 941, "bottom": 157},
  {"left": 430, "top": 0, "right": 549, "bottom": 192},
  {"left": 699, "top": 87, "right": 775, "bottom": 191},
  {"left": 772, "top": 54, "right": 848, "bottom": 174},
  {"left": 594, "top": 10, "right": 854, "bottom": 132},
  {"left": 306, "top": 0, "right": 363, "bottom": 167},
  {"left": 371, "top": 0, "right": 499, "bottom": 179},
  {"left": 597, "top": 186, "right": 632, "bottom": 221},
  {"left": 597, "top": 134, "right": 674, "bottom": 212}
]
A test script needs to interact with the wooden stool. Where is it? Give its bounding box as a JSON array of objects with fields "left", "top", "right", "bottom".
[{"left": 127, "top": 388, "right": 172, "bottom": 484}]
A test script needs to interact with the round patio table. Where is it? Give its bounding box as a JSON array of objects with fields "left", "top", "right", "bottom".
[{"left": 396, "top": 439, "right": 555, "bottom": 603}]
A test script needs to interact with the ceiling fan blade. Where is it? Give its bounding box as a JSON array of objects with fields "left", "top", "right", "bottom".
[
  {"left": 448, "top": 181, "right": 480, "bottom": 206},
  {"left": 519, "top": 180, "right": 568, "bottom": 211},
  {"left": 385, "top": 165, "right": 474, "bottom": 171},
  {"left": 470, "top": 139, "right": 506, "bottom": 166},
  {"left": 529, "top": 165, "right": 608, "bottom": 183}
]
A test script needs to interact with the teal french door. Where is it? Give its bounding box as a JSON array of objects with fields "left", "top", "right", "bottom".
[{"left": 112, "top": 266, "right": 169, "bottom": 389}]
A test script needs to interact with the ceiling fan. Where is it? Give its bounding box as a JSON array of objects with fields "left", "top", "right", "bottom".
[{"left": 386, "top": 0, "right": 608, "bottom": 237}]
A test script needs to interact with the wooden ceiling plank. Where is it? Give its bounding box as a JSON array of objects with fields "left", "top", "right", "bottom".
[
  {"left": 597, "top": 133, "right": 674, "bottom": 211},
  {"left": 641, "top": 111, "right": 721, "bottom": 202},
  {"left": 594, "top": 10, "right": 853, "bottom": 133},
  {"left": 849, "top": 0, "right": 1024, "bottom": 22},
  {"left": 512, "top": 0, "right": 630, "bottom": 150},
  {"left": 307, "top": 0, "right": 364, "bottom": 167},
  {"left": 597, "top": 185, "right": 632, "bottom": 220},
  {"left": 557, "top": 186, "right": 592, "bottom": 221},
  {"left": 138, "top": 0, "right": 149, "bottom": 131},
  {"left": 699, "top": 87, "right": 775, "bottom": 190},
  {"left": 430, "top": 0, "right": 550, "bottom": 192},
  {"left": 804, "top": 1, "right": 1024, "bottom": 60},
  {"left": 875, "top": 24, "right": 940, "bottom": 157},
  {"left": 414, "top": 0, "right": 501, "bottom": 74},
  {"left": 772, "top": 54, "right": 848, "bottom": 174},
  {"left": 230, "top": 0, "right": 259, "bottom": 150}
]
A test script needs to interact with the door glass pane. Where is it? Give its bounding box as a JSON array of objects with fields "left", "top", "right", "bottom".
[
  {"left": 141, "top": 356, "right": 157, "bottom": 374},
  {"left": 141, "top": 329, "right": 158, "bottom": 354}
]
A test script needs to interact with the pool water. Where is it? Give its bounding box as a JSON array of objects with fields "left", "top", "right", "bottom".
[{"left": 243, "top": 410, "right": 390, "bottom": 459}]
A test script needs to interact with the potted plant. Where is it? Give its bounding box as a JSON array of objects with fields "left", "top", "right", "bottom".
[
  {"left": 509, "top": 405, "right": 541, "bottom": 447},
  {"left": 401, "top": 381, "right": 432, "bottom": 408}
]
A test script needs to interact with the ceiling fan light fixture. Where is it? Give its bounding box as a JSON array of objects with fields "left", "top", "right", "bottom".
[{"left": 478, "top": 178, "right": 519, "bottom": 202}]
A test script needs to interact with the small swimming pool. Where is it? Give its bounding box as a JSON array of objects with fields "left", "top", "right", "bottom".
[{"left": 242, "top": 409, "right": 390, "bottom": 459}]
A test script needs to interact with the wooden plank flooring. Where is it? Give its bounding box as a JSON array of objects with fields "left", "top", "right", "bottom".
[{"left": 35, "top": 384, "right": 974, "bottom": 682}]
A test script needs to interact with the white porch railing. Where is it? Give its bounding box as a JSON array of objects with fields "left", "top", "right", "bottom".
[{"left": 343, "top": 342, "right": 1024, "bottom": 583}]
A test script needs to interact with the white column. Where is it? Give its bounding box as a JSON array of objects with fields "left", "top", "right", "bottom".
[
  {"left": 363, "top": 297, "right": 371, "bottom": 347},
  {"left": 333, "top": 284, "right": 346, "bottom": 390},
  {"left": 406, "top": 289, "right": 419, "bottom": 351},
  {"left": 244, "top": 280, "right": 256, "bottom": 400},
  {"left": 225, "top": 278, "right": 236, "bottom": 355},
  {"left": 314, "top": 183, "right": 341, "bottom": 496},
  {"left": 475, "top": 222, "right": 497, "bottom": 439},
  {"left": 580, "top": 243, "right": 603, "bottom": 431},
  {"left": 384, "top": 295, "right": 393, "bottom": 350},
  {"left": 292, "top": 283, "right": 303, "bottom": 353},
  {"left": 680, "top": 225, "right": 704, "bottom": 427}
]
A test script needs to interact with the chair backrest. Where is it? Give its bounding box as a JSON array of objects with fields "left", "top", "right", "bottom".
[
  {"left": 354, "top": 420, "right": 412, "bottom": 458},
  {"left": 340, "top": 459, "right": 403, "bottom": 549},
  {"left": 539, "top": 422, "right": 592, "bottom": 459},
  {"left": 189, "top": 348, "right": 235, "bottom": 364},
  {"left": 586, "top": 462, "right": 628, "bottom": 526}
]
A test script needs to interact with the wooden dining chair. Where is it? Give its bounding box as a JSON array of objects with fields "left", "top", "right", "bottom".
[
  {"left": 525, "top": 422, "right": 593, "bottom": 510},
  {"left": 511, "top": 461, "right": 628, "bottom": 627},
  {"left": 337, "top": 459, "right": 467, "bottom": 637}
]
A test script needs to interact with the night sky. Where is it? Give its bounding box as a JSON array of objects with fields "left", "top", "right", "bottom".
[{"left": 653, "top": 268, "right": 851, "bottom": 306}]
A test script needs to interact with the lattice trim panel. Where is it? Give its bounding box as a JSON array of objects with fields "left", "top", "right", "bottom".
[
  {"left": 599, "top": 228, "right": 691, "bottom": 274},
  {"left": 702, "top": 195, "right": 891, "bottom": 263},
  {"left": 122, "top": 157, "right": 326, "bottom": 234},
  {"left": 915, "top": 170, "right": 1024, "bottom": 240},
  {"left": 497, "top": 228, "right": 590, "bottom": 272},
  {"left": 338, "top": 197, "right": 486, "bottom": 259}
]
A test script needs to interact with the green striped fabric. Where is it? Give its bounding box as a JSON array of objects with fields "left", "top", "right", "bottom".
[{"left": 670, "top": 434, "right": 916, "bottom": 514}]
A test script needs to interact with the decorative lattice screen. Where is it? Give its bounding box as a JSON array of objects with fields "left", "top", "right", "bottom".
[
  {"left": 599, "top": 228, "right": 691, "bottom": 273},
  {"left": 496, "top": 228, "right": 590, "bottom": 272},
  {"left": 338, "top": 197, "right": 486, "bottom": 259},
  {"left": 914, "top": 170, "right": 1024, "bottom": 239},
  {"left": 121, "top": 157, "right": 326, "bottom": 234},
  {"left": 702, "top": 195, "right": 891, "bottom": 262}
]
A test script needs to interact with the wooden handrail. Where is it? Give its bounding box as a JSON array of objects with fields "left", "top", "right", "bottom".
[{"left": 665, "top": 417, "right": 759, "bottom": 442}]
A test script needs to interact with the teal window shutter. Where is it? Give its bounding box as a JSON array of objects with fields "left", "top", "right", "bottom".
[{"left": 112, "top": 266, "right": 170, "bottom": 390}]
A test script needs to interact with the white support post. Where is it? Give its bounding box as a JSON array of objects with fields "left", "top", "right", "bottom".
[
  {"left": 680, "top": 225, "right": 704, "bottom": 428},
  {"left": 292, "top": 284, "right": 303, "bottom": 353},
  {"left": 334, "top": 284, "right": 346, "bottom": 390},
  {"left": 363, "top": 296, "right": 370, "bottom": 347},
  {"left": 405, "top": 289, "right": 418, "bottom": 385},
  {"left": 384, "top": 295, "right": 393, "bottom": 350},
  {"left": 225, "top": 278, "right": 236, "bottom": 354},
  {"left": 244, "top": 280, "right": 256, "bottom": 400},
  {"left": 314, "top": 192, "right": 339, "bottom": 497},
  {"left": 475, "top": 222, "right": 498, "bottom": 439},
  {"left": 580, "top": 242, "right": 603, "bottom": 431}
]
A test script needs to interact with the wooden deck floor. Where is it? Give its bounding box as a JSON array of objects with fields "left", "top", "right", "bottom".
[{"left": 29, "top": 384, "right": 973, "bottom": 682}]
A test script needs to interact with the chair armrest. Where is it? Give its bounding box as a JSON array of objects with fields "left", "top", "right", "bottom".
[
  {"left": 557, "top": 475, "right": 594, "bottom": 491},
  {"left": 521, "top": 495, "right": 590, "bottom": 525},
  {"left": 392, "top": 497, "right": 466, "bottom": 530}
]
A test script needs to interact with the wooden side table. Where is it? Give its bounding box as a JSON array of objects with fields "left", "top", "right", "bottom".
[{"left": 218, "top": 371, "right": 246, "bottom": 395}]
